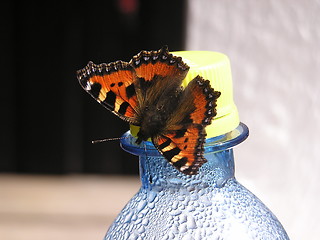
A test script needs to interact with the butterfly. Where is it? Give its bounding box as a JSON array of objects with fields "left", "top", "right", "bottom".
[{"left": 77, "top": 46, "right": 221, "bottom": 175}]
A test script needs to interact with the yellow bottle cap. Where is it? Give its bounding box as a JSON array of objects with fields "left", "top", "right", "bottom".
[{"left": 130, "top": 50, "right": 239, "bottom": 139}]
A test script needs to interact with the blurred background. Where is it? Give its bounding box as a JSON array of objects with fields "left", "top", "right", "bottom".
[{"left": 1, "top": 0, "right": 319, "bottom": 239}]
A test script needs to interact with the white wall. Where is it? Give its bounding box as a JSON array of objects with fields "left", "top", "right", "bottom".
[{"left": 187, "top": 1, "right": 320, "bottom": 239}]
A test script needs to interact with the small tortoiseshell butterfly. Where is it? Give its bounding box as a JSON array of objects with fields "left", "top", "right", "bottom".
[{"left": 77, "top": 46, "right": 220, "bottom": 175}]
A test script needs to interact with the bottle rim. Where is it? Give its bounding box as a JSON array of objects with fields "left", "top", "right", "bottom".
[{"left": 120, "top": 122, "right": 249, "bottom": 156}]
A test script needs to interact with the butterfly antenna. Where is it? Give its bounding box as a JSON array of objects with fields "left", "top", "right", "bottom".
[{"left": 91, "top": 136, "right": 128, "bottom": 144}]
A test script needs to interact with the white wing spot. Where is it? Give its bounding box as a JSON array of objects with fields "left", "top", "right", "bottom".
[{"left": 84, "top": 82, "right": 92, "bottom": 91}]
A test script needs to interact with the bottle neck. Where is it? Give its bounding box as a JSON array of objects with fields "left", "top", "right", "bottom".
[
  {"left": 139, "top": 149, "right": 236, "bottom": 190},
  {"left": 120, "top": 123, "right": 249, "bottom": 190}
]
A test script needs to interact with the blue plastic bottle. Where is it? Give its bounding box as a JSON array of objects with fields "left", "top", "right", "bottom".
[
  {"left": 104, "top": 51, "right": 290, "bottom": 240},
  {"left": 104, "top": 123, "right": 289, "bottom": 240}
]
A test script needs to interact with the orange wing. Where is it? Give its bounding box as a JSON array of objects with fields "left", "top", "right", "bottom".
[
  {"left": 77, "top": 61, "right": 139, "bottom": 124},
  {"left": 129, "top": 46, "right": 190, "bottom": 108},
  {"left": 153, "top": 126, "right": 207, "bottom": 175},
  {"left": 130, "top": 46, "right": 189, "bottom": 81},
  {"left": 166, "top": 76, "right": 221, "bottom": 129},
  {"left": 153, "top": 76, "right": 221, "bottom": 175}
]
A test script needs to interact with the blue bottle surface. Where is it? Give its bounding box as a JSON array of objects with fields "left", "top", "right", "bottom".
[{"left": 105, "top": 123, "right": 289, "bottom": 240}]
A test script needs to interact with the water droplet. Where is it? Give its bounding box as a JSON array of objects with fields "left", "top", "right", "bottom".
[
  {"left": 169, "top": 232, "right": 175, "bottom": 239},
  {"left": 137, "top": 225, "right": 145, "bottom": 234},
  {"left": 187, "top": 216, "right": 197, "bottom": 229},
  {"left": 160, "top": 235, "right": 169, "bottom": 240},
  {"left": 193, "top": 201, "right": 200, "bottom": 207},
  {"left": 179, "top": 223, "right": 187, "bottom": 233},
  {"left": 124, "top": 211, "right": 133, "bottom": 223},
  {"left": 171, "top": 201, "right": 179, "bottom": 210},
  {"left": 131, "top": 214, "right": 138, "bottom": 221},
  {"left": 169, "top": 209, "right": 182, "bottom": 216},
  {"left": 201, "top": 196, "right": 212, "bottom": 207},
  {"left": 148, "top": 202, "right": 155, "bottom": 209},
  {"left": 216, "top": 177, "right": 227, "bottom": 188},
  {"left": 187, "top": 205, "right": 195, "bottom": 212},
  {"left": 128, "top": 232, "right": 139, "bottom": 240},
  {"left": 190, "top": 194, "right": 199, "bottom": 201},
  {"left": 147, "top": 191, "right": 157, "bottom": 203},
  {"left": 124, "top": 231, "right": 130, "bottom": 239},
  {"left": 138, "top": 208, "right": 149, "bottom": 218},
  {"left": 181, "top": 234, "right": 195, "bottom": 240},
  {"left": 179, "top": 214, "right": 187, "bottom": 224},
  {"left": 135, "top": 218, "right": 142, "bottom": 225},
  {"left": 141, "top": 218, "right": 149, "bottom": 226},
  {"left": 182, "top": 197, "right": 190, "bottom": 205},
  {"left": 136, "top": 200, "right": 147, "bottom": 213},
  {"left": 169, "top": 178, "right": 183, "bottom": 185}
]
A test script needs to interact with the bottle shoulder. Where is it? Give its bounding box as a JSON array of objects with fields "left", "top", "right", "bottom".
[{"left": 105, "top": 178, "right": 289, "bottom": 240}]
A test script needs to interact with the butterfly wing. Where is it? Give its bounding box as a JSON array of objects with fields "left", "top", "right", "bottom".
[
  {"left": 152, "top": 125, "right": 207, "bottom": 175},
  {"left": 77, "top": 46, "right": 189, "bottom": 125},
  {"left": 130, "top": 46, "right": 190, "bottom": 109},
  {"left": 153, "top": 76, "right": 221, "bottom": 175},
  {"left": 77, "top": 61, "right": 139, "bottom": 124}
]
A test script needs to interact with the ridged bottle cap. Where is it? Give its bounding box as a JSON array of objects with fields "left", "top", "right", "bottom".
[
  {"left": 130, "top": 51, "right": 239, "bottom": 139},
  {"left": 174, "top": 51, "right": 239, "bottom": 138}
]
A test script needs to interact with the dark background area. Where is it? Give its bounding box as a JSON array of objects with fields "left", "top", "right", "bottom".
[{"left": 1, "top": 0, "right": 186, "bottom": 174}]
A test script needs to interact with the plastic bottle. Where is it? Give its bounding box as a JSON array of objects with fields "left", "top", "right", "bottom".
[{"left": 104, "top": 51, "right": 290, "bottom": 240}]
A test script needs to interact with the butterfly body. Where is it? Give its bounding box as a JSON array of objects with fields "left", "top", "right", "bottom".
[
  {"left": 77, "top": 46, "right": 220, "bottom": 175},
  {"left": 136, "top": 86, "right": 182, "bottom": 144}
]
